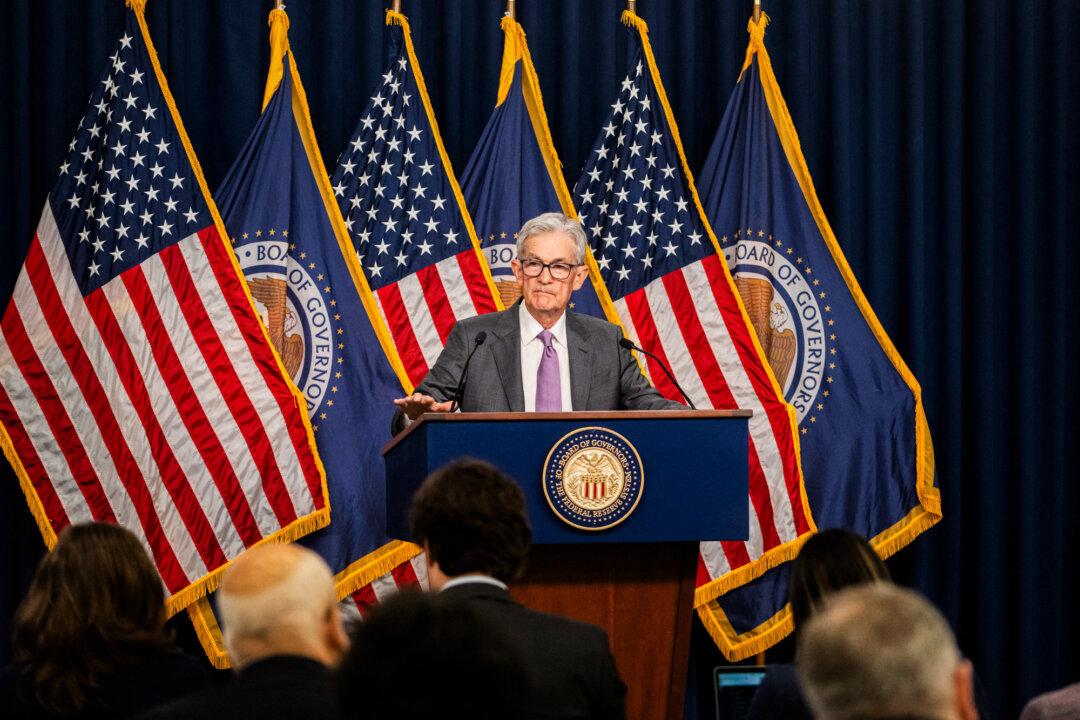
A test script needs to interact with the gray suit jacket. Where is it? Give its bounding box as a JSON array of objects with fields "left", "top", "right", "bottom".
[{"left": 415, "top": 304, "right": 683, "bottom": 413}]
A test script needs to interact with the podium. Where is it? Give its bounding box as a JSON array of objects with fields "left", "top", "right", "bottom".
[{"left": 382, "top": 410, "right": 750, "bottom": 720}]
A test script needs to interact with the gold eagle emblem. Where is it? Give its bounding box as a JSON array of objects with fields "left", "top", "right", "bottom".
[
  {"left": 248, "top": 276, "right": 305, "bottom": 380},
  {"left": 735, "top": 276, "right": 796, "bottom": 387}
]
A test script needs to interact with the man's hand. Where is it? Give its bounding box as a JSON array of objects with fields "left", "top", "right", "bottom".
[{"left": 393, "top": 393, "right": 455, "bottom": 420}]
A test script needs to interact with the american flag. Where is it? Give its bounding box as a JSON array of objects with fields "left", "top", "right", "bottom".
[
  {"left": 0, "top": 9, "right": 327, "bottom": 611},
  {"left": 330, "top": 12, "right": 499, "bottom": 390},
  {"left": 573, "top": 13, "right": 812, "bottom": 597}
]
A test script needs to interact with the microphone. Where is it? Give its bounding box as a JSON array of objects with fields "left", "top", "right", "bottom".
[
  {"left": 450, "top": 331, "right": 487, "bottom": 412},
  {"left": 618, "top": 337, "right": 697, "bottom": 410}
]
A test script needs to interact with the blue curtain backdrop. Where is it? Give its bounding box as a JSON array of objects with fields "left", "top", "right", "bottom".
[{"left": 1, "top": 1, "right": 1076, "bottom": 717}]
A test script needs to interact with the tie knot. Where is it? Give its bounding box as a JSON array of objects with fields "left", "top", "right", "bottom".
[{"left": 537, "top": 329, "right": 554, "bottom": 348}]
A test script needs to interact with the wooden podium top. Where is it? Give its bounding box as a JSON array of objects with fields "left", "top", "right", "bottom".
[{"left": 381, "top": 408, "right": 753, "bottom": 455}]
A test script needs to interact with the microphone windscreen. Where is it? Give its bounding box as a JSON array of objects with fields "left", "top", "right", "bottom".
[
  {"left": 475, "top": 331, "right": 488, "bottom": 346},
  {"left": 618, "top": 337, "right": 635, "bottom": 350}
]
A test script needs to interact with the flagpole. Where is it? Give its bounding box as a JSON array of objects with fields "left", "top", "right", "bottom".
[
  {"left": 627, "top": 0, "right": 637, "bottom": 13},
  {"left": 274, "top": 0, "right": 284, "bottom": 9},
  {"left": 506, "top": 0, "right": 516, "bottom": 20},
  {"left": 392, "top": 0, "right": 402, "bottom": 12},
  {"left": 753, "top": 0, "right": 761, "bottom": 22}
]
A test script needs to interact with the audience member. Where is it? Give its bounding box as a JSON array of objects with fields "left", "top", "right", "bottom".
[
  {"left": 410, "top": 457, "right": 627, "bottom": 720},
  {"left": 748, "top": 529, "right": 890, "bottom": 720},
  {"left": 0, "top": 522, "right": 206, "bottom": 719},
  {"left": 797, "top": 584, "right": 979, "bottom": 720},
  {"left": 138, "top": 543, "right": 347, "bottom": 720},
  {"left": 335, "top": 589, "right": 527, "bottom": 719},
  {"left": 1020, "top": 682, "right": 1080, "bottom": 720}
]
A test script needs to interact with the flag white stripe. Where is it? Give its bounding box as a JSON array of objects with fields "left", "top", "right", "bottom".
[
  {"left": 641, "top": 278, "right": 766, "bottom": 560},
  {"left": 409, "top": 553, "right": 429, "bottom": 591},
  {"left": 37, "top": 215, "right": 209, "bottom": 580},
  {"left": 699, "top": 540, "right": 733, "bottom": 581},
  {"left": 436, "top": 255, "right": 475, "bottom": 322},
  {"left": 98, "top": 277, "right": 248, "bottom": 555},
  {"left": 370, "top": 569, "right": 402, "bottom": 602},
  {"left": 176, "top": 237, "right": 316, "bottom": 518},
  {"left": 396, "top": 273, "right": 442, "bottom": 369},
  {"left": 0, "top": 293, "right": 87, "bottom": 517},
  {"left": 682, "top": 261, "right": 797, "bottom": 544},
  {"left": 12, "top": 277, "right": 140, "bottom": 530},
  {"left": 138, "top": 247, "right": 279, "bottom": 537}
]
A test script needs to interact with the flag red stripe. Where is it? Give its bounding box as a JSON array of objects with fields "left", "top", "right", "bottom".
[
  {"left": 121, "top": 266, "right": 263, "bottom": 547},
  {"left": 660, "top": 271, "right": 740, "bottom": 410},
  {"left": 196, "top": 227, "right": 324, "bottom": 506},
  {"left": 720, "top": 539, "right": 752, "bottom": 569},
  {"left": 745, "top": 434, "right": 783, "bottom": 552},
  {"left": 700, "top": 254, "right": 808, "bottom": 534},
  {"left": 455, "top": 250, "right": 499, "bottom": 315},
  {"left": 82, "top": 288, "right": 227, "bottom": 571},
  {"left": 663, "top": 269, "right": 785, "bottom": 554},
  {"left": 416, "top": 264, "right": 456, "bottom": 344},
  {"left": 696, "top": 554, "right": 713, "bottom": 588},
  {"left": 390, "top": 559, "right": 420, "bottom": 589},
  {"left": 621, "top": 289, "right": 682, "bottom": 400},
  {"left": 159, "top": 243, "right": 296, "bottom": 528},
  {"left": 24, "top": 242, "right": 189, "bottom": 591},
  {"left": 351, "top": 584, "right": 377, "bottom": 617},
  {"left": 377, "top": 282, "right": 429, "bottom": 386},
  {"left": 0, "top": 382, "right": 69, "bottom": 530},
  {"left": 0, "top": 301, "right": 114, "bottom": 521}
]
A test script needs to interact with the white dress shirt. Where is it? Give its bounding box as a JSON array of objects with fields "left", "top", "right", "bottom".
[
  {"left": 519, "top": 303, "right": 573, "bottom": 411},
  {"left": 440, "top": 574, "right": 509, "bottom": 592}
]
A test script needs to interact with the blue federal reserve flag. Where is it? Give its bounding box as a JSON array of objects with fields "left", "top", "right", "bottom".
[
  {"left": 694, "top": 15, "right": 941, "bottom": 659},
  {"left": 460, "top": 16, "right": 608, "bottom": 318},
  {"left": 186, "top": 9, "right": 417, "bottom": 668}
]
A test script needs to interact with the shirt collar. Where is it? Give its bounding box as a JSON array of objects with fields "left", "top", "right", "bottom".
[
  {"left": 440, "top": 575, "right": 509, "bottom": 592},
  {"left": 518, "top": 301, "right": 568, "bottom": 348}
]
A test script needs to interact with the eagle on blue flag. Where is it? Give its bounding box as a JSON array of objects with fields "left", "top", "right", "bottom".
[
  {"left": 460, "top": 14, "right": 610, "bottom": 320},
  {"left": 186, "top": 8, "right": 422, "bottom": 668},
  {"left": 695, "top": 14, "right": 941, "bottom": 660}
]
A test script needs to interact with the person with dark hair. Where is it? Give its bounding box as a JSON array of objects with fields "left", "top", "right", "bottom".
[
  {"left": 335, "top": 590, "right": 527, "bottom": 720},
  {"left": 747, "top": 529, "right": 891, "bottom": 720},
  {"left": 0, "top": 522, "right": 206, "bottom": 719},
  {"left": 410, "top": 457, "right": 627, "bottom": 720}
]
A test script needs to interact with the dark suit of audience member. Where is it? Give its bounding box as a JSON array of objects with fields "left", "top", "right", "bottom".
[
  {"left": 409, "top": 458, "right": 627, "bottom": 720},
  {"left": 335, "top": 590, "right": 528, "bottom": 720},
  {"left": 0, "top": 523, "right": 206, "bottom": 719},
  {"left": 136, "top": 656, "right": 332, "bottom": 720},
  {"left": 140, "top": 543, "right": 348, "bottom": 720},
  {"left": 746, "top": 529, "right": 891, "bottom": 720},
  {"left": 441, "top": 580, "right": 625, "bottom": 720}
]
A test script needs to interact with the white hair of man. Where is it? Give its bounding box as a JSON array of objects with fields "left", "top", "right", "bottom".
[
  {"left": 516, "top": 212, "right": 587, "bottom": 265},
  {"left": 797, "top": 584, "right": 970, "bottom": 720},
  {"left": 217, "top": 543, "right": 344, "bottom": 667}
]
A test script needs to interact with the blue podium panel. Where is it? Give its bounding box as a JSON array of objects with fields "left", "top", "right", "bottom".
[{"left": 383, "top": 411, "right": 750, "bottom": 545}]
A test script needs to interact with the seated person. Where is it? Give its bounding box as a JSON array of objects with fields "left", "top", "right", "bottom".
[
  {"left": 410, "top": 457, "right": 627, "bottom": 720},
  {"left": 0, "top": 522, "right": 206, "bottom": 718},
  {"left": 138, "top": 543, "right": 348, "bottom": 720},
  {"left": 393, "top": 212, "right": 682, "bottom": 427},
  {"left": 1020, "top": 682, "right": 1080, "bottom": 720},
  {"left": 797, "top": 584, "right": 979, "bottom": 720},
  {"left": 748, "top": 528, "right": 891, "bottom": 720},
  {"left": 335, "top": 590, "right": 527, "bottom": 719}
]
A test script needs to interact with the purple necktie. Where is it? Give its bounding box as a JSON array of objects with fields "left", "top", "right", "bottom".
[{"left": 535, "top": 329, "right": 562, "bottom": 412}]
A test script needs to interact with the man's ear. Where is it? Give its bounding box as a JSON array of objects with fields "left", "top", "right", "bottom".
[
  {"left": 323, "top": 604, "right": 350, "bottom": 667},
  {"left": 571, "top": 264, "right": 589, "bottom": 291},
  {"left": 511, "top": 258, "right": 524, "bottom": 284},
  {"left": 953, "top": 659, "right": 979, "bottom": 720}
]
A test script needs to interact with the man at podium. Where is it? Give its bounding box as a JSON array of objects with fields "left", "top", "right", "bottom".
[{"left": 393, "top": 212, "right": 682, "bottom": 425}]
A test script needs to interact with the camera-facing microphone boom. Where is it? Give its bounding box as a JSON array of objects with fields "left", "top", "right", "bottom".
[
  {"left": 450, "top": 331, "right": 488, "bottom": 412},
  {"left": 618, "top": 337, "right": 697, "bottom": 410}
]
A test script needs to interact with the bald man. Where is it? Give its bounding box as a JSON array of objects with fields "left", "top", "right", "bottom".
[{"left": 137, "top": 544, "right": 348, "bottom": 720}]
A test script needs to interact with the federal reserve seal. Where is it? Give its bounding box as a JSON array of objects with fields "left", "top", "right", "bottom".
[{"left": 542, "top": 427, "right": 644, "bottom": 531}]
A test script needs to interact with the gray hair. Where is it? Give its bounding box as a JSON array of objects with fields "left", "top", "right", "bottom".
[
  {"left": 796, "top": 584, "right": 961, "bottom": 720},
  {"left": 515, "top": 212, "right": 587, "bottom": 265}
]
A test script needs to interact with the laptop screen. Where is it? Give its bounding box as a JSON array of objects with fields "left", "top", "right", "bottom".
[{"left": 713, "top": 666, "right": 767, "bottom": 720}]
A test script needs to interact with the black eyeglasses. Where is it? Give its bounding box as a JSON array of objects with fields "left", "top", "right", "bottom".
[{"left": 519, "top": 258, "right": 581, "bottom": 280}]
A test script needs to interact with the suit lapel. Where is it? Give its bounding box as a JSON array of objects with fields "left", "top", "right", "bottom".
[
  {"left": 567, "top": 312, "right": 592, "bottom": 410},
  {"left": 490, "top": 306, "right": 525, "bottom": 411}
]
